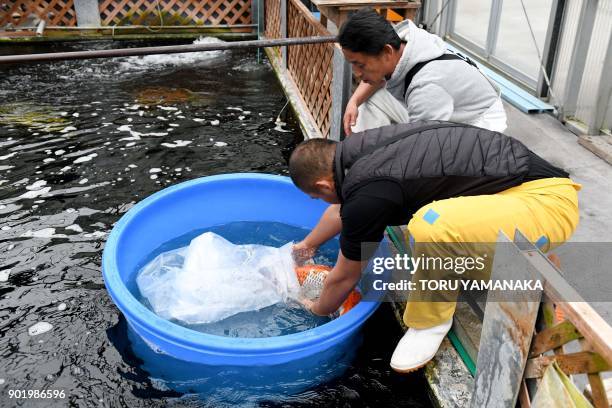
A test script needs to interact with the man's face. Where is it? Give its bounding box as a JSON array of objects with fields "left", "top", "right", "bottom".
[{"left": 342, "top": 48, "right": 389, "bottom": 85}]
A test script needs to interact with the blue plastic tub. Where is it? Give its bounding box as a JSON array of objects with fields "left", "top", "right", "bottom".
[{"left": 102, "top": 173, "right": 380, "bottom": 377}]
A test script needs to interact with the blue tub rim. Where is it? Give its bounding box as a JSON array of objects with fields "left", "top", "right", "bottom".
[{"left": 102, "top": 173, "right": 380, "bottom": 357}]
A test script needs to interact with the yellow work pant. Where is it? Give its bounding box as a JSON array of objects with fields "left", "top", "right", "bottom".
[{"left": 403, "top": 177, "right": 581, "bottom": 329}]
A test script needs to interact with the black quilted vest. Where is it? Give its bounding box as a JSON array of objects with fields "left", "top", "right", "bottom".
[{"left": 333, "top": 121, "right": 532, "bottom": 211}]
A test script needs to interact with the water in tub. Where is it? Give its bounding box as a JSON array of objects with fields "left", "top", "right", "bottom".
[
  {"left": 0, "top": 39, "right": 432, "bottom": 406},
  {"left": 131, "top": 221, "right": 333, "bottom": 337}
]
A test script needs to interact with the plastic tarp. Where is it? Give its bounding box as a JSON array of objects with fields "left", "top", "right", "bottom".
[
  {"left": 136, "top": 232, "right": 300, "bottom": 324},
  {"left": 531, "top": 362, "right": 593, "bottom": 408}
]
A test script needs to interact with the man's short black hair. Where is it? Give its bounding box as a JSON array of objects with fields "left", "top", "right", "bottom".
[
  {"left": 338, "top": 8, "right": 402, "bottom": 55},
  {"left": 289, "top": 138, "right": 337, "bottom": 193}
]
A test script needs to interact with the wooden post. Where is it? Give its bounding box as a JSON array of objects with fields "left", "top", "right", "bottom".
[
  {"left": 281, "top": 0, "right": 288, "bottom": 69},
  {"left": 470, "top": 232, "right": 543, "bottom": 408},
  {"left": 330, "top": 46, "right": 351, "bottom": 141}
]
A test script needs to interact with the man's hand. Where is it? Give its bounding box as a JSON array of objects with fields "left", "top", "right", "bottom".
[
  {"left": 292, "top": 241, "right": 317, "bottom": 266},
  {"left": 343, "top": 100, "right": 359, "bottom": 136},
  {"left": 299, "top": 297, "right": 315, "bottom": 312}
]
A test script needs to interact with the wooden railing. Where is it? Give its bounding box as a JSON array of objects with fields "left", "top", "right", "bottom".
[
  {"left": 262, "top": 0, "right": 349, "bottom": 140},
  {"left": 286, "top": 0, "right": 333, "bottom": 138},
  {"left": 1, "top": 0, "right": 256, "bottom": 39},
  {"left": 1, "top": 0, "right": 77, "bottom": 27},
  {"left": 98, "top": 0, "right": 252, "bottom": 27},
  {"left": 471, "top": 231, "right": 612, "bottom": 408}
]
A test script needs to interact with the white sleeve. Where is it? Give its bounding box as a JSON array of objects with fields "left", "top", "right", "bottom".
[{"left": 405, "top": 83, "right": 454, "bottom": 122}]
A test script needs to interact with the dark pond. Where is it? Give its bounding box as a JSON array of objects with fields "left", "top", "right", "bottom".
[{"left": 0, "top": 39, "right": 431, "bottom": 407}]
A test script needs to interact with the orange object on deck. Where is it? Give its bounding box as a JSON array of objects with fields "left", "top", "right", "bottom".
[{"left": 295, "top": 265, "right": 361, "bottom": 316}]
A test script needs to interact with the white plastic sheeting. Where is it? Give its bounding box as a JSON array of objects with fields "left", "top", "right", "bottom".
[{"left": 137, "top": 232, "right": 300, "bottom": 325}]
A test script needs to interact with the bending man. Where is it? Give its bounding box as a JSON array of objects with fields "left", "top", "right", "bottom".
[{"left": 289, "top": 122, "right": 580, "bottom": 372}]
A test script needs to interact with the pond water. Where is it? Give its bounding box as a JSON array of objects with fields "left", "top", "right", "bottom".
[{"left": 0, "top": 39, "right": 432, "bottom": 407}]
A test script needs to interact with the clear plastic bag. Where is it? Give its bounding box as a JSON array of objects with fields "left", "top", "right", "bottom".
[{"left": 136, "top": 232, "right": 300, "bottom": 325}]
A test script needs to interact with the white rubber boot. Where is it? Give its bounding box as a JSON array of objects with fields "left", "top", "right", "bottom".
[{"left": 390, "top": 318, "right": 453, "bottom": 373}]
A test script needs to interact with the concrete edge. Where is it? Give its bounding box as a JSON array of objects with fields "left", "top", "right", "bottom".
[{"left": 390, "top": 301, "right": 474, "bottom": 408}]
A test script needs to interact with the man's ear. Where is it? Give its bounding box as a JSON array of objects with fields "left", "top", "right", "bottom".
[
  {"left": 313, "top": 178, "right": 334, "bottom": 192},
  {"left": 382, "top": 44, "right": 396, "bottom": 58}
]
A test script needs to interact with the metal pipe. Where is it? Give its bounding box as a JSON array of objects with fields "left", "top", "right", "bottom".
[
  {"left": 35, "top": 19, "right": 46, "bottom": 37},
  {"left": 0, "top": 35, "right": 337, "bottom": 64},
  {"left": 32, "top": 24, "right": 258, "bottom": 29}
]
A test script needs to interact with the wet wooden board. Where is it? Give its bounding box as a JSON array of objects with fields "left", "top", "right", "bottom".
[
  {"left": 470, "top": 232, "right": 543, "bottom": 408},
  {"left": 578, "top": 135, "right": 612, "bottom": 166}
]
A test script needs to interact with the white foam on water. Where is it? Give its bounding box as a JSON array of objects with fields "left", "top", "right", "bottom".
[
  {"left": 60, "top": 166, "right": 71, "bottom": 172},
  {"left": 0, "top": 152, "right": 17, "bottom": 160},
  {"left": 243, "top": 111, "right": 251, "bottom": 115},
  {"left": 214, "top": 141, "right": 228, "bottom": 147},
  {"left": 73, "top": 153, "right": 97, "bottom": 164},
  {"left": 169, "top": 123, "right": 179, "bottom": 127},
  {"left": 227, "top": 106, "right": 243, "bottom": 111},
  {"left": 0, "top": 269, "right": 10, "bottom": 282},
  {"left": 210, "top": 120, "right": 220, "bottom": 126},
  {"left": 19, "top": 186, "right": 51, "bottom": 199},
  {"left": 84, "top": 231, "right": 107, "bottom": 239},
  {"left": 43, "top": 158, "right": 55, "bottom": 163},
  {"left": 274, "top": 120, "right": 292, "bottom": 133},
  {"left": 2, "top": 225, "right": 11, "bottom": 230},
  {"left": 139, "top": 111, "right": 144, "bottom": 117},
  {"left": 72, "top": 113, "right": 79, "bottom": 117},
  {"left": 159, "top": 106, "right": 178, "bottom": 111},
  {"left": 66, "top": 224, "right": 83, "bottom": 233},
  {"left": 119, "top": 37, "right": 226, "bottom": 70},
  {"left": 128, "top": 164, "right": 137, "bottom": 168},
  {"left": 127, "top": 118, "right": 133, "bottom": 122},
  {"left": 60, "top": 112, "right": 68, "bottom": 116},
  {"left": 125, "top": 142, "right": 136, "bottom": 147},
  {"left": 150, "top": 174, "right": 158, "bottom": 180},
  {"left": 91, "top": 113, "right": 98, "bottom": 117},
  {"left": 193, "top": 118, "right": 205, "bottom": 123},
  {"left": 22, "top": 228, "right": 67, "bottom": 239},
  {"left": 0, "top": 379, "right": 4, "bottom": 385},
  {"left": 78, "top": 179, "right": 88, "bottom": 185},
  {"left": 161, "top": 140, "right": 192, "bottom": 148},
  {"left": 156, "top": 116, "right": 168, "bottom": 121},
  {"left": 28, "top": 322, "right": 53, "bottom": 336},
  {"left": 57, "top": 303, "right": 67, "bottom": 311},
  {"left": 55, "top": 150, "right": 66, "bottom": 156},
  {"left": 149, "top": 168, "right": 162, "bottom": 173},
  {"left": 26, "top": 180, "right": 47, "bottom": 190},
  {"left": 174, "top": 168, "right": 182, "bottom": 172},
  {"left": 239, "top": 116, "right": 245, "bottom": 120},
  {"left": 60, "top": 126, "right": 77, "bottom": 133},
  {"left": 177, "top": 115, "right": 186, "bottom": 119}
]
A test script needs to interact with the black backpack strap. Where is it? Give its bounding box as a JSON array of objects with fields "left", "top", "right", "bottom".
[{"left": 403, "top": 52, "right": 478, "bottom": 97}]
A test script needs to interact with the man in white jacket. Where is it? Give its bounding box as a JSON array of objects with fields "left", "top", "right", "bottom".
[{"left": 339, "top": 8, "right": 506, "bottom": 134}]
